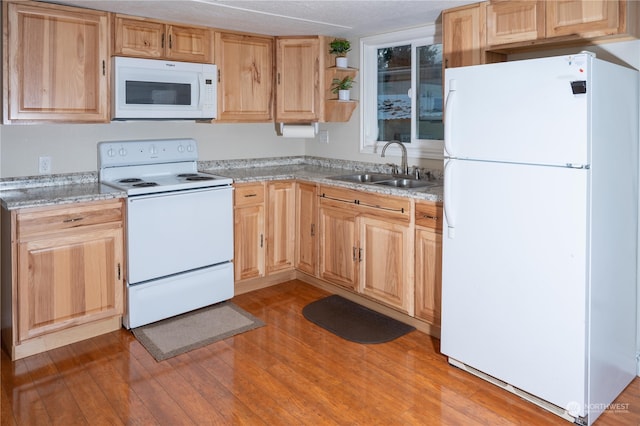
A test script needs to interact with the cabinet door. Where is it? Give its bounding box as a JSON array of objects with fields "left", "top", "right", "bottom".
[
  {"left": 275, "top": 37, "right": 321, "bottom": 122},
  {"left": 113, "top": 15, "right": 165, "bottom": 58},
  {"left": 415, "top": 228, "right": 442, "bottom": 325},
  {"left": 546, "top": 0, "right": 621, "bottom": 38},
  {"left": 295, "top": 182, "right": 318, "bottom": 276},
  {"left": 318, "top": 206, "right": 358, "bottom": 290},
  {"left": 443, "top": 3, "right": 486, "bottom": 68},
  {"left": 6, "top": 2, "right": 109, "bottom": 123},
  {"left": 215, "top": 32, "right": 274, "bottom": 121},
  {"left": 17, "top": 227, "right": 123, "bottom": 342},
  {"left": 234, "top": 204, "right": 265, "bottom": 281},
  {"left": 487, "top": 1, "right": 546, "bottom": 46},
  {"left": 166, "top": 24, "right": 213, "bottom": 63},
  {"left": 359, "top": 216, "right": 413, "bottom": 314},
  {"left": 266, "top": 181, "right": 296, "bottom": 274}
]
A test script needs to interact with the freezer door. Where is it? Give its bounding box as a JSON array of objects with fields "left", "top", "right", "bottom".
[
  {"left": 444, "top": 55, "right": 589, "bottom": 166},
  {"left": 441, "top": 159, "right": 588, "bottom": 415}
]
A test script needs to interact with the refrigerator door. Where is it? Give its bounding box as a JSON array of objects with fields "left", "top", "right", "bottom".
[
  {"left": 441, "top": 158, "right": 588, "bottom": 415},
  {"left": 444, "top": 54, "right": 589, "bottom": 166}
]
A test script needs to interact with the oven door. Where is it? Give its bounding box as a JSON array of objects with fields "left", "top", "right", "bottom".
[{"left": 126, "top": 186, "right": 233, "bottom": 285}]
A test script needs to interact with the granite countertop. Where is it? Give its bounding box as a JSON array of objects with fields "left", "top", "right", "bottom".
[
  {"left": 0, "top": 157, "right": 443, "bottom": 210},
  {"left": 0, "top": 173, "right": 126, "bottom": 210},
  {"left": 204, "top": 163, "right": 443, "bottom": 202}
]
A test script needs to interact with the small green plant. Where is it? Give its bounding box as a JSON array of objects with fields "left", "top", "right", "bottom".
[
  {"left": 329, "top": 38, "right": 351, "bottom": 56},
  {"left": 331, "top": 76, "right": 354, "bottom": 94}
]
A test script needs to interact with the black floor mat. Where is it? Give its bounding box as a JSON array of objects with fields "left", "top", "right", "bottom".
[{"left": 302, "top": 295, "right": 415, "bottom": 344}]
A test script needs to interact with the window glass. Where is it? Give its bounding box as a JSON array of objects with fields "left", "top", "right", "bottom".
[
  {"left": 416, "top": 45, "right": 443, "bottom": 141},
  {"left": 377, "top": 45, "right": 411, "bottom": 143},
  {"left": 360, "top": 25, "right": 443, "bottom": 159}
]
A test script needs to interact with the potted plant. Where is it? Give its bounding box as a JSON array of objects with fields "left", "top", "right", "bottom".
[
  {"left": 331, "top": 76, "right": 354, "bottom": 101},
  {"left": 329, "top": 38, "right": 351, "bottom": 68}
]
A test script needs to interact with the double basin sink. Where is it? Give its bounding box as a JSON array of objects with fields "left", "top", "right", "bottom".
[{"left": 328, "top": 173, "right": 437, "bottom": 190}]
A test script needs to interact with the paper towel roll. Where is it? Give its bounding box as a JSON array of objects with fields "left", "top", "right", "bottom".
[{"left": 281, "top": 124, "right": 317, "bottom": 138}]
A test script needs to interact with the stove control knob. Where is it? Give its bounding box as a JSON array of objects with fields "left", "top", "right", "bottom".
[
  {"left": 149, "top": 145, "right": 157, "bottom": 155},
  {"left": 177, "top": 144, "right": 185, "bottom": 153},
  {"left": 107, "top": 148, "right": 116, "bottom": 157},
  {"left": 119, "top": 147, "right": 127, "bottom": 156},
  {"left": 186, "top": 144, "right": 194, "bottom": 152}
]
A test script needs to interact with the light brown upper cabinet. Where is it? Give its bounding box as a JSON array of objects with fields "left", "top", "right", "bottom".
[
  {"left": 484, "top": 0, "right": 639, "bottom": 49},
  {"left": 443, "top": 2, "right": 506, "bottom": 69},
  {"left": 486, "top": 1, "right": 546, "bottom": 46},
  {"left": 546, "top": 0, "right": 630, "bottom": 38},
  {"left": 214, "top": 32, "right": 274, "bottom": 122},
  {"left": 275, "top": 36, "right": 323, "bottom": 123},
  {"left": 3, "top": 0, "right": 110, "bottom": 123},
  {"left": 275, "top": 36, "right": 358, "bottom": 123},
  {"left": 113, "top": 14, "right": 213, "bottom": 63}
]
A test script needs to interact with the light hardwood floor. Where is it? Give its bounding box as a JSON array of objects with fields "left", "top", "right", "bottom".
[{"left": 2, "top": 280, "right": 639, "bottom": 425}]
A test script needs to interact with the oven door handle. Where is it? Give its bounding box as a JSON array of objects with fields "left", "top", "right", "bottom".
[{"left": 127, "top": 185, "right": 231, "bottom": 202}]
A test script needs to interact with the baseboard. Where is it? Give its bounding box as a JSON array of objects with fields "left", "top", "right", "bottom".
[
  {"left": 11, "top": 316, "right": 122, "bottom": 361},
  {"left": 234, "top": 269, "right": 297, "bottom": 295}
]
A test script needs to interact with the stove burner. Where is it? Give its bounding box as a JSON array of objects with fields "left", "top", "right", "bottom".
[
  {"left": 133, "top": 182, "right": 159, "bottom": 187},
  {"left": 119, "top": 178, "right": 143, "bottom": 183},
  {"left": 186, "top": 176, "right": 214, "bottom": 181},
  {"left": 177, "top": 173, "right": 199, "bottom": 178}
]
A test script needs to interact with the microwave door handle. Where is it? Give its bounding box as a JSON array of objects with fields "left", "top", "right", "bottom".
[{"left": 197, "top": 74, "right": 205, "bottom": 108}]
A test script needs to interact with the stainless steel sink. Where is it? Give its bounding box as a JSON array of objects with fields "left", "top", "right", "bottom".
[
  {"left": 328, "top": 173, "right": 437, "bottom": 190},
  {"left": 374, "top": 178, "right": 434, "bottom": 189},
  {"left": 327, "top": 173, "right": 396, "bottom": 183}
]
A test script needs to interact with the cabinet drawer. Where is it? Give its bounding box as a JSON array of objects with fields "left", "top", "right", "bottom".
[
  {"left": 319, "top": 185, "right": 411, "bottom": 221},
  {"left": 415, "top": 202, "right": 443, "bottom": 231},
  {"left": 17, "top": 200, "right": 123, "bottom": 239},
  {"left": 234, "top": 182, "right": 265, "bottom": 206}
]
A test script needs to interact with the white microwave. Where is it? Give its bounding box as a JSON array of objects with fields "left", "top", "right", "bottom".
[{"left": 112, "top": 57, "right": 217, "bottom": 120}]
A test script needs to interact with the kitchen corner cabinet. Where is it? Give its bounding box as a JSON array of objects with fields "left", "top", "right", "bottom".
[
  {"left": 318, "top": 185, "right": 413, "bottom": 314},
  {"left": 295, "top": 182, "right": 318, "bottom": 276},
  {"left": 1, "top": 199, "right": 125, "bottom": 360},
  {"left": 275, "top": 36, "right": 358, "bottom": 123},
  {"left": 266, "top": 181, "right": 296, "bottom": 274},
  {"left": 3, "top": 0, "right": 110, "bottom": 123},
  {"left": 215, "top": 31, "right": 274, "bottom": 122},
  {"left": 113, "top": 14, "right": 213, "bottom": 63},
  {"left": 233, "top": 181, "right": 295, "bottom": 282},
  {"left": 414, "top": 201, "right": 443, "bottom": 326},
  {"left": 275, "top": 37, "right": 323, "bottom": 123}
]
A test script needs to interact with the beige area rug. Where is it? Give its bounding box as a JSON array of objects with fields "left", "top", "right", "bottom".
[{"left": 132, "top": 302, "right": 264, "bottom": 361}]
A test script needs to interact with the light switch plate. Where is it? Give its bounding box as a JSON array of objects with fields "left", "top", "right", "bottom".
[{"left": 318, "top": 130, "right": 329, "bottom": 144}]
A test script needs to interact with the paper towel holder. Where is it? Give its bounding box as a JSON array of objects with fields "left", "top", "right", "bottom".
[{"left": 278, "top": 122, "right": 319, "bottom": 137}]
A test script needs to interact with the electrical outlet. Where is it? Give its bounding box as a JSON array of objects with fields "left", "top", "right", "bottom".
[
  {"left": 318, "top": 130, "right": 329, "bottom": 144},
  {"left": 38, "top": 156, "right": 52, "bottom": 175}
]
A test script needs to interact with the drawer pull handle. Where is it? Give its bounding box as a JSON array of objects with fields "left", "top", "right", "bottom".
[
  {"left": 422, "top": 214, "right": 439, "bottom": 220},
  {"left": 63, "top": 217, "right": 84, "bottom": 223},
  {"left": 244, "top": 193, "right": 257, "bottom": 198}
]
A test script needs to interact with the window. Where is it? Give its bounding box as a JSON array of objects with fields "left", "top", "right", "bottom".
[{"left": 360, "top": 24, "right": 443, "bottom": 159}]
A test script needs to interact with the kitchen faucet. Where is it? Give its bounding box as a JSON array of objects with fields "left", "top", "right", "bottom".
[{"left": 381, "top": 140, "right": 409, "bottom": 175}]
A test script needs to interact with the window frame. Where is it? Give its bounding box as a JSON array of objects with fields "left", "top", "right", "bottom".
[{"left": 359, "top": 24, "right": 443, "bottom": 160}]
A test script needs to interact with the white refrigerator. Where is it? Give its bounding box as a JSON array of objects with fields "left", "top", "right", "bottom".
[{"left": 441, "top": 53, "right": 638, "bottom": 426}]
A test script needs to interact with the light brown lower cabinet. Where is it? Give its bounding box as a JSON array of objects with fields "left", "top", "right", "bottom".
[
  {"left": 414, "top": 201, "right": 443, "bottom": 325},
  {"left": 1, "top": 199, "right": 125, "bottom": 360},
  {"left": 318, "top": 185, "right": 413, "bottom": 314}
]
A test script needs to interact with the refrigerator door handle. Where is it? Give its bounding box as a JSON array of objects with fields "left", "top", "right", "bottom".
[
  {"left": 444, "top": 158, "right": 456, "bottom": 239},
  {"left": 444, "top": 79, "right": 457, "bottom": 157}
]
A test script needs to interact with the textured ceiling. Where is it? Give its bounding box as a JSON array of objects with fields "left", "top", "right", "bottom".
[{"left": 53, "top": 0, "right": 475, "bottom": 38}]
